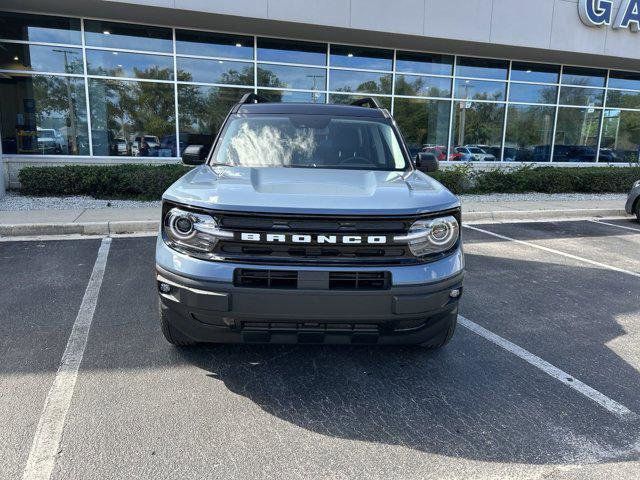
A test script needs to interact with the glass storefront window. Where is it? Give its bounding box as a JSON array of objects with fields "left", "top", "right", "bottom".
[
  {"left": 177, "top": 57, "right": 253, "bottom": 85},
  {"left": 505, "top": 105, "right": 555, "bottom": 162},
  {"left": 606, "top": 89, "right": 640, "bottom": 110},
  {"left": 87, "top": 50, "right": 174, "bottom": 80},
  {"left": 553, "top": 107, "right": 602, "bottom": 162},
  {"left": 394, "top": 74, "right": 451, "bottom": 98},
  {"left": 510, "top": 62, "right": 560, "bottom": 84},
  {"left": 177, "top": 85, "right": 251, "bottom": 156},
  {"left": 452, "top": 102, "right": 505, "bottom": 159},
  {"left": 561, "top": 66, "right": 606, "bottom": 88},
  {"left": 0, "top": 43, "right": 83, "bottom": 74},
  {"left": 175, "top": 30, "right": 253, "bottom": 60},
  {"left": 329, "top": 70, "right": 392, "bottom": 95},
  {"left": 395, "top": 51, "right": 453, "bottom": 76},
  {"left": 601, "top": 109, "right": 640, "bottom": 163},
  {"left": 394, "top": 98, "right": 451, "bottom": 156},
  {"left": 0, "top": 74, "right": 88, "bottom": 155},
  {"left": 257, "top": 64, "right": 326, "bottom": 91},
  {"left": 559, "top": 86, "right": 604, "bottom": 107},
  {"left": 0, "top": 11, "right": 81, "bottom": 44},
  {"left": 89, "top": 78, "right": 175, "bottom": 157},
  {"left": 84, "top": 20, "right": 172, "bottom": 53},
  {"left": 330, "top": 45, "right": 393, "bottom": 71},
  {"left": 3, "top": 10, "right": 640, "bottom": 163},
  {"left": 329, "top": 94, "right": 391, "bottom": 110},
  {"left": 454, "top": 79, "right": 505, "bottom": 101},
  {"left": 257, "top": 38, "right": 326, "bottom": 66},
  {"left": 456, "top": 57, "right": 508, "bottom": 80},
  {"left": 509, "top": 83, "right": 557, "bottom": 104},
  {"left": 259, "top": 90, "right": 326, "bottom": 103},
  {"left": 608, "top": 71, "right": 640, "bottom": 91}
]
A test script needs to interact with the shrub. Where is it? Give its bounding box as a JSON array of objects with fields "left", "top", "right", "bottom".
[
  {"left": 431, "top": 164, "right": 640, "bottom": 195},
  {"left": 16, "top": 163, "right": 640, "bottom": 199},
  {"left": 18, "top": 164, "right": 191, "bottom": 200}
]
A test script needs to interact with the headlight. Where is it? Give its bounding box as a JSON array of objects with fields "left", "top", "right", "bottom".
[
  {"left": 163, "top": 207, "right": 232, "bottom": 256},
  {"left": 395, "top": 216, "right": 459, "bottom": 257},
  {"left": 634, "top": 180, "right": 640, "bottom": 188}
]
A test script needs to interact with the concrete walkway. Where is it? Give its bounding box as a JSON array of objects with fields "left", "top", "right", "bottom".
[{"left": 0, "top": 199, "right": 632, "bottom": 237}]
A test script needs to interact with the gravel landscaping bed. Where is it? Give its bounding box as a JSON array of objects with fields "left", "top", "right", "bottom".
[
  {"left": 0, "top": 191, "right": 627, "bottom": 212},
  {"left": 0, "top": 192, "right": 161, "bottom": 211},
  {"left": 459, "top": 193, "right": 627, "bottom": 203}
]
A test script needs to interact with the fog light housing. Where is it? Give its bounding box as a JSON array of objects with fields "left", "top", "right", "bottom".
[
  {"left": 159, "top": 282, "right": 172, "bottom": 294},
  {"left": 449, "top": 288, "right": 461, "bottom": 298}
]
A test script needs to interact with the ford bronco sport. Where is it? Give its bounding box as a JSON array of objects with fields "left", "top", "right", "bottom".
[{"left": 156, "top": 94, "right": 464, "bottom": 348}]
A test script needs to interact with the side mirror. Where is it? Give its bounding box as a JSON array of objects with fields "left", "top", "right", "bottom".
[
  {"left": 415, "top": 152, "right": 439, "bottom": 173},
  {"left": 182, "top": 144, "right": 207, "bottom": 165}
]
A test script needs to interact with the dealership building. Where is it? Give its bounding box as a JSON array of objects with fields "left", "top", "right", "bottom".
[{"left": 1, "top": 0, "right": 640, "bottom": 195}]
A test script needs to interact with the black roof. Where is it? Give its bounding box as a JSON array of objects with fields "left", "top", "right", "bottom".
[{"left": 234, "top": 102, "right": 388, "bottom": 118}]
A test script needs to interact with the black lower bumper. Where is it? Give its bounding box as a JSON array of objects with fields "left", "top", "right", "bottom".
[{"left": 157, "top": 266, "right": 463, "bottom": 345}]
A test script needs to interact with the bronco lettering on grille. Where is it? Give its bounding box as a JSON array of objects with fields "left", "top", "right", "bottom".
[{"left": 239, "top": 233, "right": 388, "bottom": 245}]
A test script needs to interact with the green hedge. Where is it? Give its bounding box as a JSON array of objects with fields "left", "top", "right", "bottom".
[
  {"left": 431, "top": 165, "right": 640, "bottom": 195},
  {"left": 19, "top": 164, "right": 191, "bottom": 200},
  {"left": 17, "top": 163, "right": 640, "bottom": 199}
]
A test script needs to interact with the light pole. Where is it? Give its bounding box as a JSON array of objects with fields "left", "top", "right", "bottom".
[
  {"left": 53, "top": 49, "right": 79, "bottom": 155},
  {"left": 306, "top": 74, "right": 325, "bottom": 103}
]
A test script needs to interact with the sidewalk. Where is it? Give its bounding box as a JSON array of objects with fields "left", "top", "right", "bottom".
[{"left": 0, "top": 195, "right": 631, "bottom": 237}]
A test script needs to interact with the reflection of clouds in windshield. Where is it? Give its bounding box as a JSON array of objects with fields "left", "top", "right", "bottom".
[{"left": 226, "top": 123, "right": 316, "bottom": 167}]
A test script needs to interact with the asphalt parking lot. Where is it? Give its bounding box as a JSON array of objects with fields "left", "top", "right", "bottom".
[{"left": 2, "top": 218, "right": 640, "bottom": 480}]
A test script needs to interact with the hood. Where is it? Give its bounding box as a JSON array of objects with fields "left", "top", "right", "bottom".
[{"left": 163, "top": 165, "right": 460, "bottom": 215}]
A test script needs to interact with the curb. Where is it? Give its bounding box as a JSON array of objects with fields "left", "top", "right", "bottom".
[
  {"left": 0, "top": 220, "right": 159, "bottom": 237},
  {"left": 0, "top": 209, "right": 633, "bottom": 237},
  {"left": 464, "top": 208, "right": 629, "bottom": 222}
]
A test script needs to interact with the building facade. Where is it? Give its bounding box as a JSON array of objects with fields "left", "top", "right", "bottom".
[{"left": 1, "top": 0, "right": 640, "bottom": 193}]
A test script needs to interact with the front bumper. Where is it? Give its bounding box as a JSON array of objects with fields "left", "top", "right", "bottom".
[{"left": 156, "top": 238, "right": 464, "bottom": 344}]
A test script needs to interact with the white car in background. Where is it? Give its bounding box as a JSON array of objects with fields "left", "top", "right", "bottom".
[
  {"left": 455, "top": 146, "right": 496, "bottom": 162},
  {"left": 36, "top": 127, "right": 65, "bottom": 154}
]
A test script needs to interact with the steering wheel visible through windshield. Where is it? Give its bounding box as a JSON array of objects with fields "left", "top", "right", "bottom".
[{"left": 211, "top": 114, "right": 408, "bottom": 171}]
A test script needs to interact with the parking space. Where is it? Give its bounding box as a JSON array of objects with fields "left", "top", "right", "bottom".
[
  {"left": 2, "top": 219, "right": 640, "bottom": 479},
  {"left": 0, "top": 240, "right": 102, "bottom": 479}
]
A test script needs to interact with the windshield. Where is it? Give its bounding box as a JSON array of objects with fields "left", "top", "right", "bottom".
[
  {"left": 212, "top": 115, "right": 408, "bottom": 171},
  {"left": 468, "top": 147, "right": 485, "bottom": 154}
]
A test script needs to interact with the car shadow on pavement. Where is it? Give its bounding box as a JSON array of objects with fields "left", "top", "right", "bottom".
[{"left": 175, "top": 252, "right": 640, "bottom": 465}]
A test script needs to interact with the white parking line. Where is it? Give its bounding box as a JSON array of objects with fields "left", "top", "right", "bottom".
[
  {"left": 590, "top": 219, "right": 640, "bottom": 233},
  {"left": 458, "top": 315, "right": 637, "bottom": 421},
  {"left": 22, "top": 237, "right": 111, "bottom": 480},
  {"left": 464, "top": 224, "right": 640, "bottom": 279}
]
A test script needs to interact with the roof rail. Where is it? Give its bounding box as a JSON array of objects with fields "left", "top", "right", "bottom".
[
  {"left": 239, "top": 92, "right": 270, "bottom": 105},
  {"left": 350, "top": 97, "right": 381, "bottom": 109}
]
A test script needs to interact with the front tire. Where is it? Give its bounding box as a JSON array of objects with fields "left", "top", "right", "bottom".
[
  {"left": 635, "top": 202, "right": 640, "bottom": 223},
  {"left": 419, "top": 308, "right": 458, "bottom": 350},
  {"left": 159, "top": 300, "right": 197, "bottom": 346}
]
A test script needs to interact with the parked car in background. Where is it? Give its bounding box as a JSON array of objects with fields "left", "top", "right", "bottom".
[
  {"left": 113, "top": 138, "right": 129, "bottom": 156},
  {"left": 161, "top": 133, "right": 214, "bottom": 157},
  {"left": 461, "top": 146, "right": 496, "bottom": 162},
  {"left": 626, "top": 180, "right": 640, "bottom": 222},
  {"left": 421, "top": 145, "right": 447, "bottom": 161},
  {"left": 453, "top": 146, "right": 495, "bottom": 162},
  {"left": 131, "top": 135, "right": 160, "bottom": 157},
  {"left": 36, "top": 127, "right": 65, "bottom": 154}
]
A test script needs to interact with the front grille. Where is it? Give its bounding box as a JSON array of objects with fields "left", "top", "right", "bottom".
[
  {"left": 235, "top": 269, "right": 390, "bottom": 290},
  {"left": 233, "top": 269, "right": 297, "bottom": 289},
  {"left": 162, "top": 203, "right": 461, "bottom": 266},
  {"left": 328, "top": 271, "right": 389, "bottom": 290},
  {"left": 211, "top": 210, "right": 459, "bottom": 265}
]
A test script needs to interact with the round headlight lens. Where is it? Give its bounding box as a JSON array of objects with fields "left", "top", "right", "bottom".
[
  {"left": 175, "top": 217, "right": 193, "bottom": 235},
  {"left": 405, "top": 216, "right": 459, "bottom": 257}
]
